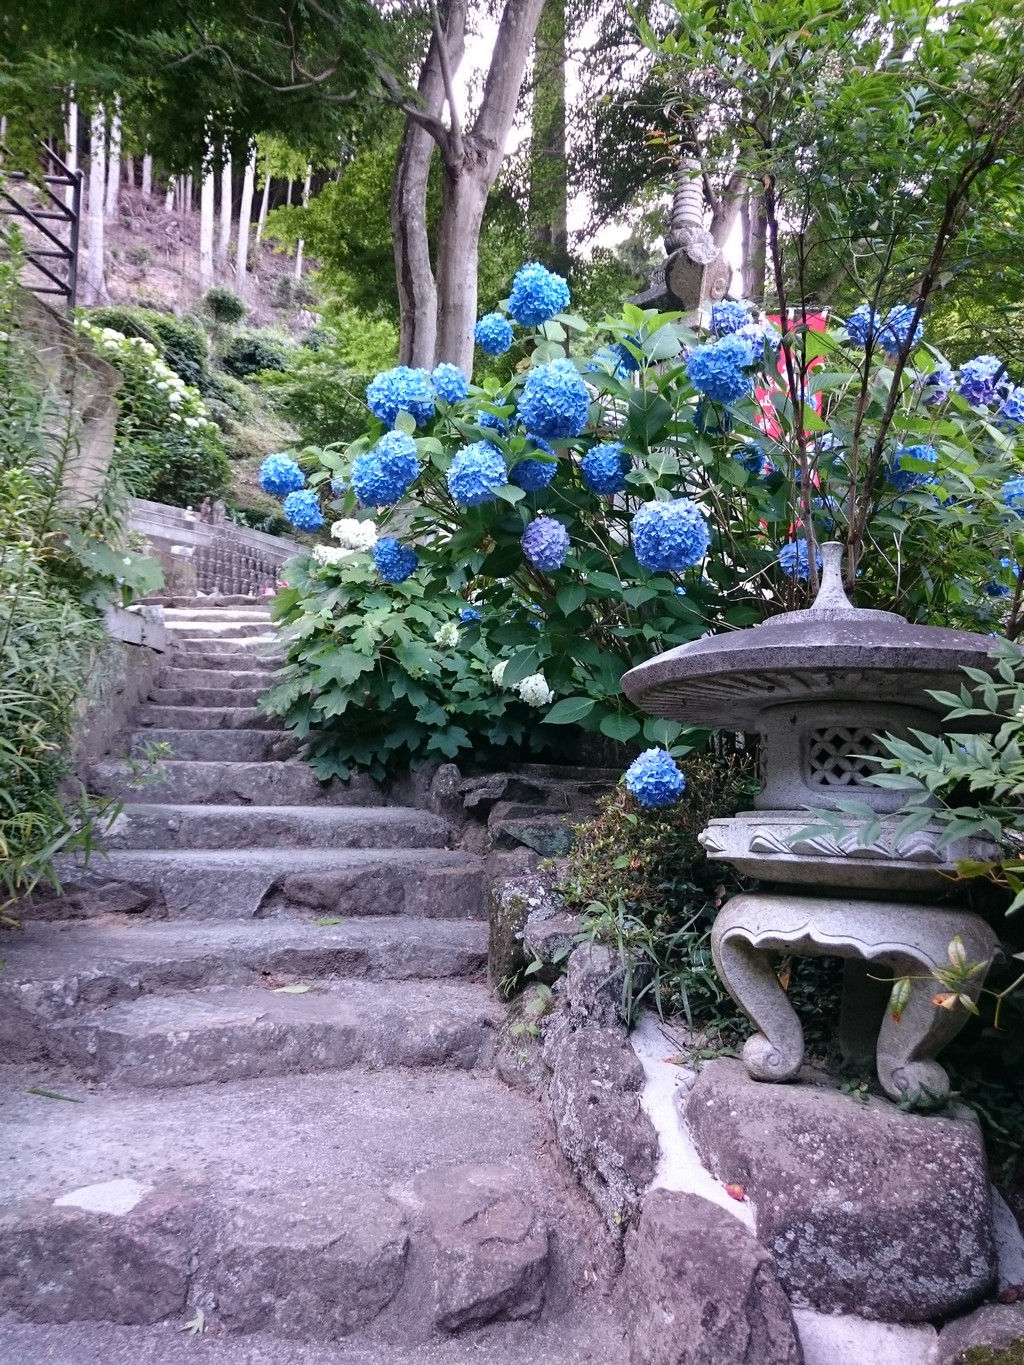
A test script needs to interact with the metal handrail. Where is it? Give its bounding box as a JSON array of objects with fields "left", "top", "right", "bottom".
[{"left": 0, "top": 144, "right": 81, "bottom": 306}]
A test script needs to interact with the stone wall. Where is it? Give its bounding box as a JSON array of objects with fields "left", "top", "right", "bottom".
[
  {"left": 71, "top": 607, "right": 168, "bottom": 770},
  {"left": 129, "top": 500, "right": 299, "bottom": 597}
]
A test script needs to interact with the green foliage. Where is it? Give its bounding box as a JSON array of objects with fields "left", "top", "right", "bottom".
[
  {"left": 263, "top": 551, "right": 574, "bottom": 783},
  {"left": 956, "top": 1344, "right": 1024, "bottom": 1365},
  {"left": 221, "top": 330, "right": 290, "bottom": 381},
  {"left": 84, "top": 306, "right": 162, "bottom": 350},
  {"left": 202, "top": 286, "right": 246, "bottom": 325},
  {"left": 561, "top": 760, "right": 756, "bottom": 1023},
  {"left": 0, "top": 250, "right": 161, "bottom": 911},
  {"left": 77, "top": 319, "right": 231, "bottom": 507}
]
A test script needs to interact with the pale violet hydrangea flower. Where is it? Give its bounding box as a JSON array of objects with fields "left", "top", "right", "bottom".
[
  {"left": 518, "top": 358, "right": 590, "bottom": 438},
  {"left": 624, "top": 748, "right": 686, "bottom": 808},
  {"left": 999, "top": 387, "right": 1024, "bottom": 423},
  {"left": 365, "top": 366, "right": 435, "bottom": 428},
  {"left": 633, "top": 499, "right": 710, "bottom": 572},
  {"left": 517, "top": 673, "right": 554, "bottom": 707},
  {"left": 447, "top": 442, "right": 508, "bottom": 506},
  {"left": 433, "top": 622, "right": 461, "bottom": 648},
  {"left": 330, "top": 518, "right": 378, "bottom": 551},
  {"left": 508, "top": 262, "right": 571, "bottom": 326},
  {"left": 959, "top": 355, "right": 1004, "bottom": 406},
  {"left": 522, "top": 516, "right": 570, "bottom": 571},
  {"left": 877, "top": 304, "right": 924, "bottom": 353},
  {"left": 474, "top": 313, "right": 514, "bottom": 356}
]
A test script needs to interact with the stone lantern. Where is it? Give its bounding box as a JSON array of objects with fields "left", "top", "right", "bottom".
[{"left": 621, "top": 543, "right": 1002, "bottom": 1105}]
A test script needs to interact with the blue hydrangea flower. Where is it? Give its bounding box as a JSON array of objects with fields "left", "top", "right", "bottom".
[
  {"left": 999, "top": 387, "right": 1024, "bottom": 423},
  {"left": 685, "top": 336, "right": 752, "bottom": 404},
  {"left": 778, "top": 539, "right": 822, "bottom": 580},
  {"left": 518, "top": 358, "right": 590, "bottom": 438},
  {"left": 459, "top": 607, "right": 482, "bottom": 623},
  {"left": 475, "top": 313, "right": 514, "bottom": 356},
  {"left": 733, "top": 321, "right": 781, "bottom": 363},
  {"left": 351, "top": 431, "right": 421, "bottom": 507},
  {"left": 329, "top": 476, "right": 348, "bottom": 497},
  {"left": 633, "top": 499, "right": 710, "bottom": 572},
  {"left": 282, "top": 488, "right": 324, "bottom": 532},
  {"left": 372, "top": 537, "right": 419, "bottom": 583},
  {"left": 844, "top": 305, "right": 877, "bottom": 346},
  {"left": 922, "top": 361, "right": 953, "bottom": 405},
  {"left": 431, "top": 363, "right": 469, "bottom": 405},
  {"left": 984, "top": 577, "right": 1012, "bottom": 598},
  {"left": 510, "top": 457, "right": 557, "bottom": 491},
  {"left": 259, "top": 452, "right": 305, "bottom": 497},
  {"left": 959, "top": 355, "right": 1003, "bottom": 406},
  {"left": 447, "top": 441, "right": 508, "bottom": 506},
  {"left": 735, "top": 442, "right": 771, "bottom": 478},
  {"left": 710, "top": 300, "right": 751, "bottom": 336},
  {"left": 507, "top": 262, "right": 571, "bottom": 326},
  {"left": 478, "top": 410, "right": 512, "bottom": 436},
  {"left": 1002, "top": 475, "right": 1024, "bottom": 514},
  {"left": 581, "top": 441, "right": 629, "bottom": 494},
  {"left": 365, "top": 366, "right": 435, "bottom": 428},
  {"left": 890, "top": 443, "right": 938, "bottom": 492},
  {"left": 624, "top": 748, "right": 686, "bottom": 808},
  {"left": 877, "top": 304, "right": 924, "bottom": 353},
  {"left": 522, "top": 516, "right": 570, "bottom": 571},
  {"left": 693, "top": 399, "right": 731, "bottom": 436},
  {"left": 586, "top": 343, "right": 639, "bottom": 380}
]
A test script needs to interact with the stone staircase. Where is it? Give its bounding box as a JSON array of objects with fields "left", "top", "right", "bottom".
[{"left": 0, "top": 602, "right": 624, "bottom": 1363}]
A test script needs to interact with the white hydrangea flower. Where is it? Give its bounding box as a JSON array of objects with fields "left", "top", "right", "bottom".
[
  {"left": 312, "top": 544, "right": 353, "bottom": 566},
  {"left": 491, "top": 660, "right": 509, "bottom": 687},
  {"left": 433, "top": 622, "right": 461, "bottom": 649},
  {"left": 330, "top": 518, "right": 378, "bottom": 551},
  {"left": 517, "top": 673, "right": 554, "bottom": 707}
]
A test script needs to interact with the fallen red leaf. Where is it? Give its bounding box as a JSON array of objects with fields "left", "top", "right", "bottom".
[{"left": 724, "top": 1184, "right": 746, "bottom": 1202}]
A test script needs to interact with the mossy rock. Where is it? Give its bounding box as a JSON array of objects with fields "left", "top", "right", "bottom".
[{"left": 958, "top": 1341, "right": 1024, "bottom": 1364}]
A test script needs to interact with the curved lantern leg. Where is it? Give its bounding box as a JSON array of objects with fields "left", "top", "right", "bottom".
[{"left": 710, "top": 894, "right": 1000, "bottom": 1106}]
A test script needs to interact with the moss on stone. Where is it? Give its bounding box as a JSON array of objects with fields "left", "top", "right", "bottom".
[{"left": 958, "top": 1339, "right": 1024, "bottom": 1364}]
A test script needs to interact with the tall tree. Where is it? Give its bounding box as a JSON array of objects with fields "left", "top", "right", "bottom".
[
  {"left": 218, "top": 153, "right": 233, "bottom": 269},
  {"left": 199, "top": 168, "right": 215, "bottom": 291},
  {"left": 235, "top": 145, "right": 256, "bottom": 297},
  {"left": 528, "top": 0, "right": 569, "bottom": 275},
  {"left": 82, "top": 106, "right": 108, "bottom": 303},
  {"left": 103, "top": 96, "right": 122, "bottom": 221}
]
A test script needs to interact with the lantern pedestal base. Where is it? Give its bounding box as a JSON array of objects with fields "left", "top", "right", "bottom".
[{"left": 711, "top": 894, "right": 1000, "bottom": 1105}]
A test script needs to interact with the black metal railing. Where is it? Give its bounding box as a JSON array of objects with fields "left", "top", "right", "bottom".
[{"left": 0, "top": 145, "right": 82, "bottom": 307}]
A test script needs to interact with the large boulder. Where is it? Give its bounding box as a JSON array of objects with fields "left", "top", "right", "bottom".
[
  {"left": 682, "top": 1059, "right": 997, "bottom": 1322},
  {"left": 413, "top": 1165, "right": 549, "bottom": 1332},
  {"left": 625, "top": 1188, "right": 802, "bottom": 1365},
  {"left": 545, "top": 1018, "right": 658, "bottom": 1237}
]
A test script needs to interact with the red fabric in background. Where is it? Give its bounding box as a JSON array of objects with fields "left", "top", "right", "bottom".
[{"left": 754, "top": 312, "right": 829, "bottom": 438}]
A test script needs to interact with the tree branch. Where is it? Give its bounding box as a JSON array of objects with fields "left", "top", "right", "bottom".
[{"left": 431, "top": 1, "right": 463, "bottom": 161}]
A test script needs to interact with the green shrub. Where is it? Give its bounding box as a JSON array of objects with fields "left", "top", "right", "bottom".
[
  {"left": 147, "top": 313, "right": 215, "bottom": 393},
  {"left": 126, "top": 245, "right": 151, "bottom": 267},
  {"left": 202, "top": 286, "right": 247, "bottom": 324},
  {"left": 221, "top": 330, "right": 289, "bottom": 380},
  {"left": 84, "top": 306, "right": 163, "bottom": 350},
  {"left": 260, "top": 357, "right": 371, "bottom": 447},
  {"left": 228, "top": 503, "right": 292, "bottom": 537}
]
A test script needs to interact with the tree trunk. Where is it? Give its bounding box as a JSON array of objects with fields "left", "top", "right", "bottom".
[
  {"left": 218, "top": 153, "right": 233, "bottom": 269},
  {"left": 142, "top": 154, "right": 152, "bottom": 198},
  {"left": 235, "top": 146, "right": 256, "bottom": 298},
  {"left": 104, "top": 98, "right": 121, "bottom": 220},
  {"left": 199, "top": 170, "right": 215, "bottom": 292},
  {"left": 742, "top": 189, "right": 768, "bottom": 304},
  {"left": 183, "top": 175, "right": 193, "bottom": 213},
  {"left": 83, "top": 105, "right": 108, "bottom": 304},
  {"left": 528, "top": 0, "right": 569, "bottom": 275},
  {"left": 255, "top": 175, "right": 271, "bottom": 244},
  {"left": 64, "top": 92, "right": 78, "bottom": 210},
  {"left": 392, "top": 0, "right": 467, "bottom": 367},
  {"left": 294, "top": 163, "right": 311, "bottom": 281},
  {"left": 432, "top": 0, "right": 547, "bottom": 371},
  {"left": 165, "top": 177, "right": 175, "bottom": 211},
  {"left": 125, "top": 154, "right": 135, "bottom": 188}
]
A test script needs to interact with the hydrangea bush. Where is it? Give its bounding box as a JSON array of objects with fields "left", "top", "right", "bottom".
[{"left": 262, "top": 262, "right": 1024, "bottom": 781}]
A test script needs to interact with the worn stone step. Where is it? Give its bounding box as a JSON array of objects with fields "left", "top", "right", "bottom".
[
  {"left": 165, "top": 649, "right": 282, "bottom": 671},
  {"left": 167, "top": 635, "right": 282, "bottom": 656},
  {"left": 49, "top": 978, "right": 502, "bottom": 1086},
  {"left": 47, "top": 847, "right": 485, "bottom": 921},
  {"left": 128, "top": 729, "right": 300, "bottom": 762},
  {"left": 136, "top": 705, "right": 284, "bottom": 732},
  {"left": 162, "top": 607, "right": 274, "bottom": 621},
  {"left": 105, "top": 804, "right": 449, "bottom": 852},
  {"left": 156, "top": 667, "right": 277, "bottom": 690},
  {"left": 146, "top": 594, "right": 273, "bottom": 608},
  {"left": 88, "top": 759, "right": 377, "bottom": 807},
  {"left": 0, "top": 917, "right": 487, "bottom": 1042},
  {"left": 147, "top": 685, "right": 268, "bottom": 708},
  {"left": 163, "top": 620, "right": 276, "bottom": 639}
]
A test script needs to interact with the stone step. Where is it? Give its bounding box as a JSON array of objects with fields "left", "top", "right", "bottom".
[
  {"left": 48, "top": 847, "right": 486, "bottom": 921},
  {"left": 161, "top": 607, "right": 274, "bottom": 621},
  {"left": 129, "top": 729, "right": 300, "bottom": 762},
  {"left": 136, "top": 705, "right": 284, "bottom": 731},
  {"left": 168, "top": 636, "right": 283, "bottom": 656},
  {"left": 48, "top": 978, "right": 502, "bottom": 1087},
  {"left": 147, "top": 685, "right": 268, "bottom": 708},
  {"left": 105, "top": 804, "right": 449, "bottom": 851},
  {"left": 166, "top": 649, "right": 282, "bottom": 671},
  {"left": 156, "top": 667, "right": 278, "bottom": 690},
  {"left": 88, "top": 759, "right": 379, "bottom": 807},
  {"left": 0, "top": 1067, "right": 610, "bottom": 1350},
  {"left": 0, "top": 917, "right": 487, "bottom": 1039},
  {"left": 146, "top": 594, "right": 273, "bottom": 608},
  {"left": 163, "top": 620, "right": 276, "bottom": 639}
]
